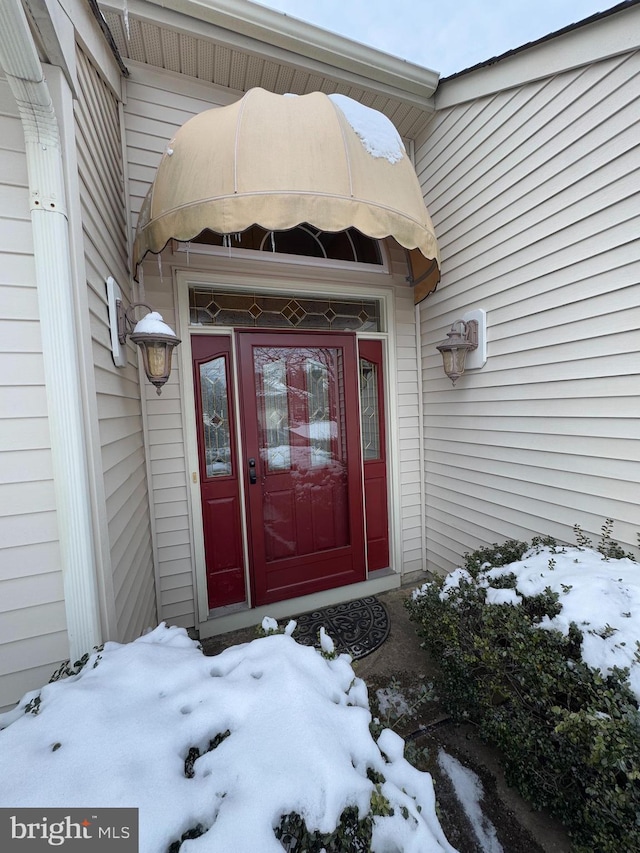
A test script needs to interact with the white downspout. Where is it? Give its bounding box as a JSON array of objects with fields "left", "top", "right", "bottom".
[
  {"left": 0, "top": 1, "right": 101, "bottom": 657},
  {"left": 415, "top": 301, "right": 428, "bottom": 574}
]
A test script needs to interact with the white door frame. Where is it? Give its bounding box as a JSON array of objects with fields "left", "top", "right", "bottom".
[{"left": 175, "top": 265, "right": 402, "bottom": 627}]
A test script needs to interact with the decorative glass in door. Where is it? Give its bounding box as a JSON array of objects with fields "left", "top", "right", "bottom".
[
  {"left": 359, "top": 357, "right": 380, "bottom": 461},
  {"left": 199, "top": 356, "right": 232, "bottom": 478},
  {"left": 253, "top": 345, "right": 348, "bottom": 562}
]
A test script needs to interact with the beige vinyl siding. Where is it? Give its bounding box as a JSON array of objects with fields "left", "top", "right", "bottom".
[
  {"left": 123, "top": 66, "right": 242, "bottom": 628},
  {"left": 416, "top": 48, "right": 640, "bottom": 573},
  {"left": 125, "top": 64, "right": 238, "bottom": 231},
  {"left": 135, "top": 269, "right": 193, "bottom": 628},
  {"left": 0, "top": 75, "right": 68, "bottom": 712},
  {"left": 74, "top": 49, "right": 156, "bottom": 640},
  {"left": 387, "top": 241, "right": 425, "bottom": 575}
]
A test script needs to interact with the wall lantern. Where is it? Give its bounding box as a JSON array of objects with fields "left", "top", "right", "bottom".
[
  {"left": 436, "top": 308, "right": 487, "bottom": 385},
  {"left": 106, "top": 276, "right": 181, "bottom": 395}
]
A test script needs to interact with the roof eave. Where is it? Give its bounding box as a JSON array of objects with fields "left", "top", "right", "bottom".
[{"left": 99, "top": 0, "right": 440, "bottom": 100}]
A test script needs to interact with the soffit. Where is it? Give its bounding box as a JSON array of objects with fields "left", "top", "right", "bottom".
[{"left": 98, "top": 0, "right": 436, "bottom": 139}]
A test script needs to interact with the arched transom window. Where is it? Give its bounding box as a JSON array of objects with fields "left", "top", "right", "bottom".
[{"left": 189, "top": 224, "right": 383, "bottom": 265}]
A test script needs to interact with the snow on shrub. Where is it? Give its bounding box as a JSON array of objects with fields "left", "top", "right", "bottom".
[
  {"left": 0, "top": 624, "right": 457, "bottom": 853},
  {"left": 414, "top": 543, "right": 640, "bottom": 699},
  {"left": 408, "top": 537, "right": 640, "bottom": 853}
]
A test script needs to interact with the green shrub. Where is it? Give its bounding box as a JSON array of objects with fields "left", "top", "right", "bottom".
[
  {"left": 407, "top": 536, "right": 640, "bottom": 853},
  {"left": 275, "top": 787, "right": 394, "bottom": 853},
  {"left": 276, "top": 806, "right": 372, "bottom": 852},
  {"left": 462, "top": 538, "right": 529, "bottom": 576},
  {"left": 21, "top": 646, "right": 104, "bottom": 717},
  {"left": 49, "top": 646, "right": 104, "bottom": 682}
]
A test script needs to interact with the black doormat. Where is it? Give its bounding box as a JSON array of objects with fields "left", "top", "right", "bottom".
[{"left": 292, "top": 596, "right": 389, "bottom": 660}]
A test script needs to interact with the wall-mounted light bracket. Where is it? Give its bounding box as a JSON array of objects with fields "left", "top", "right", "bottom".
[
  {"left": 461, "top": 308, "right": 487, "bottom": 371},
  {"left": 106, "top": 276, "right": 181, "bottom": 395},
  {"left": 116, "top": 298, "right": 154, "bottom": 345},
  {"left": 106, "top": 276, "right": 127, "bottom": 368},
  {"left": 436, "top": 308, "right": 487, "bottom": 385}
]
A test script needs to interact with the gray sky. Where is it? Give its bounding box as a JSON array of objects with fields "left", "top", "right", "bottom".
[{"left": 256, "top": 0, "right": 619, "bottom": 77}]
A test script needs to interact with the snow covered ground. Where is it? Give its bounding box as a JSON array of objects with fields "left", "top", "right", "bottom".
[{"left": 0, "top": 619, "right": 457, "bottom": 853}]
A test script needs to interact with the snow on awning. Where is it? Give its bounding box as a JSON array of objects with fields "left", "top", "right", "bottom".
[{"left": 132, "top": 88, "right": 441, "bottom": 303}]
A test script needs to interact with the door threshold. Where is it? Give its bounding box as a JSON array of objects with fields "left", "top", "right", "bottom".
[
  {"left": 199, "top": 571, "right": 400, "bottom": 639},
  {"left": 208, "top": 600, "right": 251, "bottom": 619}
]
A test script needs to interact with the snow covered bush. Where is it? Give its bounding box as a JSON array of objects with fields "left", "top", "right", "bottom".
[
  {"left": 0, "top": 623, "right": 457, "bottom": 853},
  {"left": 407, "top": 533, "right": 640, "bottom": 853}
]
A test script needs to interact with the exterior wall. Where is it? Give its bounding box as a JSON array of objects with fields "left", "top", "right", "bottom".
[
  {"left": 123, "top": 64, "right": 238, "bottom": 628},
  {"left": 415, "top": 47, "right": 640, "bottom": 572},
  {"left": 124, "top": 63, "right": 238, "bottom": 233},
  {"left": 0, "top": 73, "right": 68, "bottom": 712},
  {"left": 123, "top": 60, "right": 424, "bottom": 625},
  {"left": 387, "top": 241, "right": 426, "bottom": 576},
  {"left": 134, "top": 255, "right": 193, "bottom": 628},
  {"left": 74, "top": 48, "right": 157, "bottom": 641}
]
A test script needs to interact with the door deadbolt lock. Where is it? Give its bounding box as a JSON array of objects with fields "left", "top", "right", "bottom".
[{"left": 248, "top": 457, "right": 257, "bottom": 484}]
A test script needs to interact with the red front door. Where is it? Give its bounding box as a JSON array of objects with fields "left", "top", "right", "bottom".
[{"left": 236, "top": 331, "right": 366, "bottom": 606}]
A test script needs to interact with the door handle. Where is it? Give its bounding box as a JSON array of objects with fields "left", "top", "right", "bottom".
[{"left": 248, "top": 457, "right": 257, "bottom": 485}]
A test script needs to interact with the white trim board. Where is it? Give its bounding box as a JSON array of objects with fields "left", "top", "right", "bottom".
[{"left": 175, "top": 267, "right": 401, "bottom": 629}]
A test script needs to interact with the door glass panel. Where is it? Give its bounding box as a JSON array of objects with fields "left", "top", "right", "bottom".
[
  {"left": 252, "top": 345, "right": 349, "bottom": 562},
  {"left": 306, "top": 359, "right": 331, "bottom": 467},
  {"left": 200, "top": 356, "right": 232, "bottom": 477},
  {"left": 261, "top": 357, "right": 291, "bottom": 472},
  {"left": 359, "top": 358, "right": 380, "bottom": 461}
]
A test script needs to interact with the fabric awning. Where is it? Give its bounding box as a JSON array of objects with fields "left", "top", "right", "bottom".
[{"left": 132, "top": 88, "right": 440, "bottom": 302}]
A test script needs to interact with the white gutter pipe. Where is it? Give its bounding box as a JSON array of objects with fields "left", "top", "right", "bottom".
[{"left": 0, "top": 1, "right": 102, "bottom": 659}]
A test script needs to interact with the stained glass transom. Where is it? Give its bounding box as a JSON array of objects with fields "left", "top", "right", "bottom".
[
  {"left": 200, "top": 357, "right": 232, "bottom": 477},
  {"left": 190, "top": 289, "right": 381, "bottom": 332},
  {"left": 359, "top": 358, "right": 380, "bottom": 461}
]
